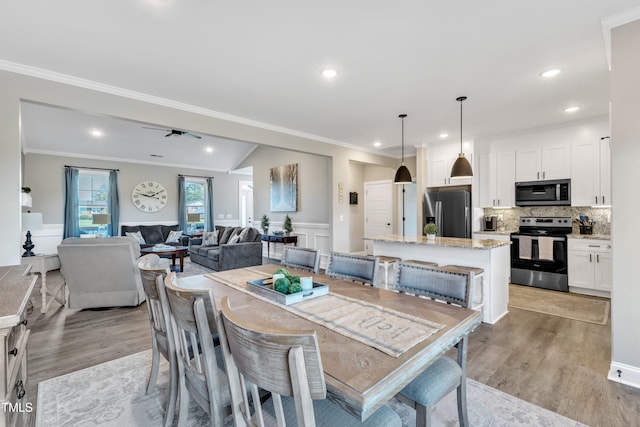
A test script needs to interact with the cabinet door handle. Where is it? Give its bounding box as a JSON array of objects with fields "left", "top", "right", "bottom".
[
  {"left": 497, "top": 199, "right": 500, "bottom": 206},
  {"left": 543, "top": 171, "right": 546, "bottom": 179},
  {"left": 8, "top": 348, "right": 18, "bottom": 357},
  {"left": 537, "top": 172, "right": 540, "bottom": 180},
  {"left": 589, "top": 254, "right": 592, "bottom": 262},
  {"left": 595, "top": 196, "right": 598, "bottom": 204},
  {"left": 602, "top": 196, "right": 605, "bottom": 204},
  {"left": 21, "top": 319, "right": 27, "bottom": 326},
  {"left": 597, "top": 254, "right": 600, "bottom": 263}
]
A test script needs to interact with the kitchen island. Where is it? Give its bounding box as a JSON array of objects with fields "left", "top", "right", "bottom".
[{"left": 365, "top": 235, "right": 511, "bottom": 324}]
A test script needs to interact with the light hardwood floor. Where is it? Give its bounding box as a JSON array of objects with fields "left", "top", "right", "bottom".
[{"left": 26, "top": 270, "right": 639, "bottom": 427}]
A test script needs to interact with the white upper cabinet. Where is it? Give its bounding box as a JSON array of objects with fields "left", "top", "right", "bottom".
[
  {"left": 515, "top": 144, "right": 570, "bottom": 182},
  {"left": 571, "top": 137, "right": 611, "bottom": 206},
  {"left": 479, "top": 151, "right": 515, "bottom": 208}
]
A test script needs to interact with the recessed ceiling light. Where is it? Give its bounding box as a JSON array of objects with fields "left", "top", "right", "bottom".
[
  {"left": 373, "top": 141, "right": 382, "bottom": 147},
  {"left": 564, "top": 106, "right": 580, "bottom": 113},
  {"left": 205, "top": 146, "right": 214, "bottom": 153},
  {"left": 541, "top": 69, "right": 561, "bottom": 78},
  {"left": 439, "top": 133, "right": 449, "bottom": 138},
  {"left": 321, "top": 68, "right": 338, "bottom": 78},
  {"left": 90, "top": 129, "right": 103, "bottom": 137}
]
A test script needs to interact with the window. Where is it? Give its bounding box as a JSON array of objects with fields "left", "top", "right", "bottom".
[
  {"left": 78, "top": 170, "right": 110, "bottom": 235},
  {"left": 185, "top": 179, "right": 205, "bottom": 230}
]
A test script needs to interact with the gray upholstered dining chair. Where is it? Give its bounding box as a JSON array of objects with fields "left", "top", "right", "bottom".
[
  {"left": 393, "top": 261, "right": 474, "bottom": 427},
  {"left": 137, "top": 254, "right": 175, "bottom": 427},
  {"left": 325, "top": 252, "right": 379, "bottom": 286},
  {"left": 218, "top": 295, "right": 402, "bottom": 427},
  {"left": 163, "top": 272, "right": 232, "bottom": 427},
  {"left": 281, "top": 246, "right": 321, "bottom": 273}
]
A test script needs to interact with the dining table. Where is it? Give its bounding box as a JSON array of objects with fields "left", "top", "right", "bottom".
[{"left": 176, "top": 263, "right": 483, "bottom": 422}]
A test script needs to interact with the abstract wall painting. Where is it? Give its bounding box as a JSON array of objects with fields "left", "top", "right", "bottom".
[{"left": 270, "top": 163, "right": 297, "bottom": 212}]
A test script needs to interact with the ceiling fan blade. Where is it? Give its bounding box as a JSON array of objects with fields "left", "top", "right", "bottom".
[
  {"left": 142, "top": 126, "right": 171, "bottom": 131},
  {"left": 185, "top": 132, "right": 202, "bottom": 139}
]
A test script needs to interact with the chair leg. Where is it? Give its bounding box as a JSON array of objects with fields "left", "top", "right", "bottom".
[
  {"left": 164, "top": 355, "right": 178, "bottom": 427},
  {"left": 456, "top": 335, "right": 469, "bottom": 427},
  {"left": 176, "top": 381, "right": 189, "bottom": 427},
  {"left": 415, "top": 402, "right": 431, "bottom": 427},
  {"left": 146, "top": 340, "right": 160, "bottom": 394}
]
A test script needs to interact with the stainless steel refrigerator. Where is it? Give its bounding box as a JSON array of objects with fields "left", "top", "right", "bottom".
[{"left": 423, "top": 189, "right": 471, "bottom": 238}]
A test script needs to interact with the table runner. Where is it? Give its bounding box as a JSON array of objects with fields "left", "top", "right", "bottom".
[{"left": 205, "top": 271, "right": 444, "bottom": 357}]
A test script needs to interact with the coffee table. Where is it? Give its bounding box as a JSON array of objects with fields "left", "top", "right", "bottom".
[{"left": 140, "top": 246, "right": 188, "bottom": 272}]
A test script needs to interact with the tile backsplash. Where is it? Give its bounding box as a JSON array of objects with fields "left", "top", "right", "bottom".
[{"left": 483, "top": 206, "right": 611, "bottom": 235}]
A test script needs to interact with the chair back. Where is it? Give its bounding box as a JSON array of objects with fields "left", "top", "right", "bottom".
[
  {"left": 325, "top": 252, "right": 379, "bottom": 286},
  {"left": 138, "top": 255, "right": 171, "bottom": 355},
  {"left": 394, "top": 262, "right": 473, "bottom": 308},
  {"left": 219, "top": 296, "right": 326, "bottom": 427},
  {"left": 282, "top": 247, "right": 320, "bottom": 274},
  {"left": 163, "top": 272, "right": 226, "bottom": 425}
]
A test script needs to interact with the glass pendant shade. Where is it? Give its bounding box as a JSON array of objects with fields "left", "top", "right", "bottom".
[
  {"left": 451, "top": 96, "right": 473, "bottom": 178},
  {"left": 394, "top": 113, "right": 412, "bottom": 184}
]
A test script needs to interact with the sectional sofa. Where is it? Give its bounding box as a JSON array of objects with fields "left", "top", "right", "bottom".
[{"left": 120, "top": 224, "right": 189, "bottom": 248}]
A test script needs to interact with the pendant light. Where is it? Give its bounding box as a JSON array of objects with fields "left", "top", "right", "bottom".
[
  {"left": 450, "top": 96, "right": 473, "bottom": 178},
  {"left": 394, "top": 114, "right": 412, "bottom": 184}
]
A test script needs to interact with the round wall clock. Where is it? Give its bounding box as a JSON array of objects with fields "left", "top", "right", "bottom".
[{"left": 131, "top": 181, "right": 168, "bottom": 212}]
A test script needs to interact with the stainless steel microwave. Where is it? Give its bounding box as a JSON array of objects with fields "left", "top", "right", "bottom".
[{"left": 515, "top": 179, "right": 571, "bottom": 206}]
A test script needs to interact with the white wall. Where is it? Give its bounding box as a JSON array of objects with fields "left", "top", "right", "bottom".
[{"left": 609, "top": 18, "right": 640, "bottom": 388}]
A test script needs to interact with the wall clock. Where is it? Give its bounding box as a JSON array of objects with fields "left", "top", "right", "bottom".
[{"left": 131, "top": 181, "right": 168, "bottom": 212}]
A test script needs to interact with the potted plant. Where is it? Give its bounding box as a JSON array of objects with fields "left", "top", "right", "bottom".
[
  {"left": 424, "top": 223, "right": 438, "bottom": 240},
  {"left": 283, "top": 214, "right": 293, "bottom": 235},
  {"left": 261, "top": 214, "right": 270, "bottom": 234}
]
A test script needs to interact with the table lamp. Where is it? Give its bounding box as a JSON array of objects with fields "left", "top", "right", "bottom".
[
  {"left": 187, "top": 213, "right": 201, "bottom": 232},
  {"left": 22, "top": 212, "right": 43, "bottom": 257},
  {"left": 92, "top": 213, "right": 111, "bottom": 237}
]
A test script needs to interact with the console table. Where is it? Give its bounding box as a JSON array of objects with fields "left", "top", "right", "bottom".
[
  {"left": 261, "top": 234, "right": 298, "bottom": 258},
  {"left": 21, "top": 254, "right": 62, "bottom": 314}
]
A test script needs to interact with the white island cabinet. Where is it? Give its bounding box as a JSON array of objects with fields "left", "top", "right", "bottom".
[{"left": 366, "top": 235, "right": 511, "bottom": 324}]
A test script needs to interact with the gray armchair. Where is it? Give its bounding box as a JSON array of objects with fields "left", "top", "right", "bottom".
[{"left": 58, "top": 237, "right": 146, "bottom": 309}]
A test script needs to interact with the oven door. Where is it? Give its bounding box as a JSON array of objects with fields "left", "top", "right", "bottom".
[{"left": 510, "top": 233, "right": 569, "bottom": 291}]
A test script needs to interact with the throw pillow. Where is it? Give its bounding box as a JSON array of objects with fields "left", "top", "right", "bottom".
[
  {"left": 238, "top": 227, "right": 250, "bottom": 242},
  {"left": 126, "top": 231, "right": 146, "bottom": 244},
  {"left": 203, "top": 231, "right": 219, "bottom": 246},
  {"left": 165, "top": 230, "right": 183, "bottom": 244},
  {"left": 227, "top": 234, "right": 241, "bottom": 244}
]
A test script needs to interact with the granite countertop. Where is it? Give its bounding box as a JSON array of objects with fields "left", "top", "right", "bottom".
[
  {"left": 473, "top": 229, "right": 517, "bottom": 236},
  {"left": 567, "top": 233, "right": 611, "bottom": 240},
  {"left": 365, "top": 234, "right": 511, "bottom": 249}
]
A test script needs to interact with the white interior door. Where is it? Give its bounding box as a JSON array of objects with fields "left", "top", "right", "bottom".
[
  {"left": 239, "top": 181, "right": 254, "bottom": 227},
  {"left": 364, "top": 181, "right": 393, "bottom": 255},
  {"left": 396, "top": 183, "right": 417, "bottom": 236}
]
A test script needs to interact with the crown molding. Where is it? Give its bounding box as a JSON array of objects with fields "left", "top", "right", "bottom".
[{"left": 601, "top": 7, "right": 640, "bottom": 71}]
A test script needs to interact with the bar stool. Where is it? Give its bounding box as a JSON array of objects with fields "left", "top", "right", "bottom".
[
  {"left": 441, "top": 265, "right": 485, "bottom": 310},
  {"left": 376, "top": 255, "right": 402, "bottom": 288},
  {"left": 403, "top": 260, "right": 439, "bottom": 267}
]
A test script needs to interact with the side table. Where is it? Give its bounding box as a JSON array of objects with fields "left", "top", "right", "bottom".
[
  {"left": 261, "top": 234, "right": 298, "bottom": 259},
  {"left": 21, "top": 254, "right": 64, "bottom": 314}
]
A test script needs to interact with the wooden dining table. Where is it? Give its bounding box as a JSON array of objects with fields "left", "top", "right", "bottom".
[{"left": 177, "top": 263, "right": 482, "bottom": 421}]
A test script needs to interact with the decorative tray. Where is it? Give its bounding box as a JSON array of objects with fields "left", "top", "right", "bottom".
[{"left": 246, "top": 278, "right": 329, "bottom": 305}]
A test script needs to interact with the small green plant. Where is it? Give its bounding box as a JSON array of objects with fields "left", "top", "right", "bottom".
[
  {"left": 424, "top": 223, "right": 438, "bottom": 236},
  {"left": 283, "top": 214, "right": 293, "bottom": 234},
  {"left": 21, "top": 187, "right": 31, "bottom": 193},
  {"left": 260, "top": 214, "right": 270, "bottom": 233}
]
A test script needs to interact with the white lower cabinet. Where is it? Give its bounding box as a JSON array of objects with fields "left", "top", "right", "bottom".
[{"left": 568, "top": 238, "right": 612, "bottom": 296}]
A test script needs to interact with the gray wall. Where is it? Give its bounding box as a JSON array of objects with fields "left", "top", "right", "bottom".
[
  {"left": 611, "top": 19, "right": 640, "bottom": 382},
  {"left": 348, "top": 162, "right": 365, "bottom": 253},
  {"left": 24, "top": 153, "right": 251, "bottom": 227},
  {"left": 240, "top": 145, "right": 331, "bottom": 226}
]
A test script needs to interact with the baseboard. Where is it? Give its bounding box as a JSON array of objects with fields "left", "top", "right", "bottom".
[{"left": 608, "top": 361, "right": 640, "bottom": 389}]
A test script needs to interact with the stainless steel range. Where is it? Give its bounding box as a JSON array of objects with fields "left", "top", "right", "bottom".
[{"left": 510, "top": 216, "right": 572, "bottom": 292}]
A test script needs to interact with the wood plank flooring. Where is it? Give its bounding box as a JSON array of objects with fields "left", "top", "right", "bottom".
[{"left": 26, "top": 270, "right": 639, "bottom": 427}]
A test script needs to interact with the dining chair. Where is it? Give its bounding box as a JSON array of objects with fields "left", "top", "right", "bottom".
[
  {"left": 218, "top": 295, "right": 402, "bottom": 427},
  {"left": 163, "top": 272, "right": 232, "bottom": 427},
  {"left": 282, "top": 246, "right": 321, "bottom": 273},
  {"left": 393, "top": 261, "right": 474, "bottom": 427},
  {"left": 137, "top": 254, "right": 176, "bottom": 427},
  {"left": 325, "top": 252, "right": 379, "bottom": 286}
]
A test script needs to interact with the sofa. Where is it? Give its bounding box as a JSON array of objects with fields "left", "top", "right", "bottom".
[
  {"left": 121, "top": 224, "right": 189, "bottom": 248},
  {"left": 57, "top": 237, "right": 147, "bottom": 309},
  {"left": 189, "top": 225, "right": 262, "bottom": 271}
]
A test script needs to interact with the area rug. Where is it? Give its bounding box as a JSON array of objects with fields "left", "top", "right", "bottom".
[
  {"left": 36, "top": 350, "right": 585, "bottom": 427},
  {"left": 509, "top": 284, "right": 610, "bottom": 325}
]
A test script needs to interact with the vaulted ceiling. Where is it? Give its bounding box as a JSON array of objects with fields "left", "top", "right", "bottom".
[{"left": 3, "top": 1, "right": 639, "bottom": 171}]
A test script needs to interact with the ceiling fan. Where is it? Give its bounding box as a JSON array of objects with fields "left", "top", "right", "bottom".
[{"left": 143, "top": 126, "right": 202, "bottom": 139}]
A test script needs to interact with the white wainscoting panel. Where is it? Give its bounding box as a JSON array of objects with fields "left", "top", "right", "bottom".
[{"left": 262, "top": 222, "right": 330, "bottom": 264}]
